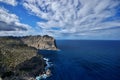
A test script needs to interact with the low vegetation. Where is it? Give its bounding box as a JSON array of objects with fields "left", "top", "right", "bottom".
[{"left": 0, "top": 37, "right": 43, "bottom": 79}]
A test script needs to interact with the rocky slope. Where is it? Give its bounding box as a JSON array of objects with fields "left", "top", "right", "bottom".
[
  {"left": 21, "top": 35, "right": 58, "bottom": 50},
  {"left": 0, "top": 37, "right": 37, "bottom": 68},
  {"left": 0, "top": 35, "right": 57, "bottom": 80}
]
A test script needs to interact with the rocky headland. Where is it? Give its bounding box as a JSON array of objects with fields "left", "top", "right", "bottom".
[
  {"left": 21, "top": 35, "right": 57, "bottom": 50},
  {"left": 0, "top": 35, "right": 57, "bottom": 80}
]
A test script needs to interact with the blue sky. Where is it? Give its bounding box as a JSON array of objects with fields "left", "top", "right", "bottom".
[{"left": 0, "top": 0, "right": 120, "bottom": 40}]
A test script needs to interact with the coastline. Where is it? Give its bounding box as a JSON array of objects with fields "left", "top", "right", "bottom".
[
  {"left": 0, "top": 35, "right": 57, "bottom": 80},
  {"left": 35, "top": 57, "right": 53, "bottom": 80}
]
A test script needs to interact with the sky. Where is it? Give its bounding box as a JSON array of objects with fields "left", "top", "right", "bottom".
[{"left": 0, "top": 0, "right": 120, "bottom": 40}]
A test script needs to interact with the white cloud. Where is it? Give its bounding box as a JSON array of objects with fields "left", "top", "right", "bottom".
[
  {"left": 22, "top": 0, "right": 120, "bottom": 39},
  {"left": 0, "top": 7, "right": 31, "bottom": 31},
  {"left": 0, "top": 7, "right": 19, "bottom": 24},
  {"left": 0, "top": 7, "right": 40, "bottom": 36},
  {"left": 0, "top": 0, "right": 17, "bottom": 6},
  {"left": 0, "top": 29, "right": 41, "bottom": 36}
]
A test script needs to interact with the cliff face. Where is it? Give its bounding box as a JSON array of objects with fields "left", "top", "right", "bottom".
[
  {"left": 0, "top": 35, "right": 57, "bottom": 80},
  {"left": 21, "top": 35, "right": 57, "bottom": 50},
  {"left": 0, "top": 37, "right": 45, "bottom": 79}
]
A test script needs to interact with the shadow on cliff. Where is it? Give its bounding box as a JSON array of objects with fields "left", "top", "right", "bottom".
[{"left": 1, "top": 54, "right": 46, "bottom": 79}]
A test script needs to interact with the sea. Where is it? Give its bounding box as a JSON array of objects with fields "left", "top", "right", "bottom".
[{"left": 39, "top": 40, "right": 120, "bottom": 80}]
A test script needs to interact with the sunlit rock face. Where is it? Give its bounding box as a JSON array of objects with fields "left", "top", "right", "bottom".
[{"left": 21, "top": 35, "right": 58, "bottom": 50}]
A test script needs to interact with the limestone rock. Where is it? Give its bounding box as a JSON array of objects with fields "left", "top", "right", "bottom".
[{"left": 21, "top": 35, "right": 58, "bottom": 50}]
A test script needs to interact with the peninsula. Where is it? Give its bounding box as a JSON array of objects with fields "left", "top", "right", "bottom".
[{"left": 0, "top": 35, "right": 57, "bottom": 80}]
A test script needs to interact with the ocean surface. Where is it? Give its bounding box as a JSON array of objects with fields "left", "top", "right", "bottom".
[{"left": 39, "top": 40, "right": 120, "bottom": 80}]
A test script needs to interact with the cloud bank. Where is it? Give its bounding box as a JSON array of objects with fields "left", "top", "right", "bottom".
[
  {"left": 0, "top": 0, "right": 17, "bottom": 6},
  {"left": 23, "top": 0, "right": 120, "bottom": 39},
  {"left": 0, "top": 7, "right": 38, "bottom": 36},
  {"left": 0, "top": 7, "right": 30, "bottom": 31}
]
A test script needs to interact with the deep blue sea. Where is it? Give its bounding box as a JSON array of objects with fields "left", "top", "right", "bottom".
[{"left": 39, "top": 40, "right": 120, "bottom": 80}]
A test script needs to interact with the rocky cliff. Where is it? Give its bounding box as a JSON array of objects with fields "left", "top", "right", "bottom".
[
  {"left": 0, "top": 35, "right": 57, "bottom": 80},
  {"left": 0, "top": 37, "right": 46, "bottom": 80},
  {"left": 0, "top": 37, "right": 37, "bottom": 69},
  {"left": 21, "top": 35, "right": 58, "bottom": 50}
]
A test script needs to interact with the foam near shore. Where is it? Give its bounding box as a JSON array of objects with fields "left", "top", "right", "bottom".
[{"left": 35, "top": 57, "right": 53, "bottom": 80}]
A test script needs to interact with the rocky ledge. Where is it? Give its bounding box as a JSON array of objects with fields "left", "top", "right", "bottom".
[{"left": 0, "top": 35, "right": 57, "bottom": 80}]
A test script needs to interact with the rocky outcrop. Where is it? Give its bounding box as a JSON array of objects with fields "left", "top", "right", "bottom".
[
  {"left": 2, "top": 55, "right": 46, "bottom": 80},
  {"left": 0, "top": 37, "right": 37, "bottom": 69},
  {"left": 0, "top": 35, "right": 57, "bottom": 80},
  {"left": 0, "top": 36, "right": 56, "bottom": 80},
  {"left": 21, "top": 35, "right": 58, "bottom": 50}
]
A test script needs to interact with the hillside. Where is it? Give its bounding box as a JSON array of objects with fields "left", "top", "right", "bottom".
[{"left": 0, "top": 35, "right": 57, "bottom": 80}]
